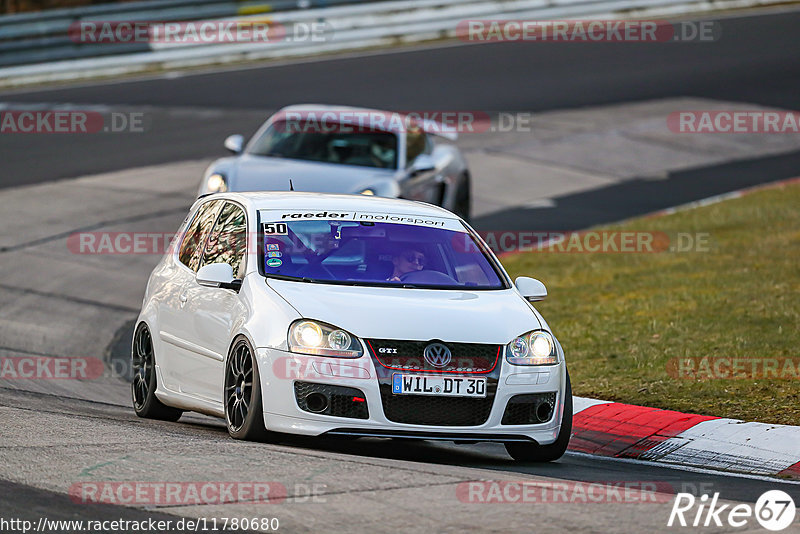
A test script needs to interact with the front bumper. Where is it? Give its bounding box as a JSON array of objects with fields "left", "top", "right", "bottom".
[{"left": 256, "top": 347, "right": 567, "bottom": 445}]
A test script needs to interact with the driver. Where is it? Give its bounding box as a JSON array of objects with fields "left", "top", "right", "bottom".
[
  {"left": 370, "top": 137, "right": 396, "bottom": 168},
  {"left": 387, "top": 248, "right": 425, "bottom": 282}
]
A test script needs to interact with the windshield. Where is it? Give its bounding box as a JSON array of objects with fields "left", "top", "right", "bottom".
[
  {"left": 247, "top": 120, "right": 398, "bottom": 169},
  {"left": 259, "top": 214, "right": 506, "bottom": 289}
]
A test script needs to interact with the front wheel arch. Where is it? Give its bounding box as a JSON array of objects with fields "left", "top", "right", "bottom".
[{"left": 505, "top": 369, "right": 573, "bottom": 462}]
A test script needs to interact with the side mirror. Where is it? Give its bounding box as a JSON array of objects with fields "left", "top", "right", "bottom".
[
  {"left": 515, "top": 276, "right": 547, "bottom": 301},
  {"left": 224, "top": 134, "right": 244, "bottom": 154},
  {"left": 408, "top": 154, "right": 435, "bottom": 176},
  {"left": 197, "top": 263, "right": 241, "bottom": 290}
]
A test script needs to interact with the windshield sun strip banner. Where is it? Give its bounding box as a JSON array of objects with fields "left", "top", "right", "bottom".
[{"left": 257, "top": 210, "right": 466, "bottom": 232}]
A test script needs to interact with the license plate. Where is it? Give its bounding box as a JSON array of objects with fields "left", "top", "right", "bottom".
[{"left": 392, "top": 374, "right": 487, "bottom": 398}]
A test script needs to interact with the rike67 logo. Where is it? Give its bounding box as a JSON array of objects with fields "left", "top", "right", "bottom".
[{"left": 668, "top": 490, "right": 796, "bottom": 531}]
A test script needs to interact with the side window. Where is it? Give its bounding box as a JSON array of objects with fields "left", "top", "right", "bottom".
[
  {"left": 201, "top": 202, "right": 247, "bottom": 279},
  {"left": 405, "top": 127, "right": 428, "bottom": 166},
  {"left": 178, "top": 200, "right": 222, "bottom": 271},
  {"left": 424, "top": 134, "right": 434, "bottom": 155}
]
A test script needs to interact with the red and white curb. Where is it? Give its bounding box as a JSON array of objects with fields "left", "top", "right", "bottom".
[
  {"left": 570, "top": 397, "right": 800, "bottom": 479},
  {"left": 562, "top": 177, "right": 800, "bottom": 479}
]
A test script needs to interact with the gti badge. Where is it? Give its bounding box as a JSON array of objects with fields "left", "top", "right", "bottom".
[{"left": 423, "top": 343, "right": 452, "bottom": 368}]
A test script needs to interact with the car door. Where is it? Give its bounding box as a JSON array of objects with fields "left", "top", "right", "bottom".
[
  {"left": 399, "top": 129, "right": 442, "bottom": 205},
  {"left": 157, "top": 199, "right": 223, "bottom": 395},
  {"left": 179, "top": 201, "right": 249, "bottom": 402}
]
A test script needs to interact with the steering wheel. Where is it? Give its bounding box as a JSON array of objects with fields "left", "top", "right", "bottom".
[{"left": 399, "top": 270, "right": 458, "bottom": 284}]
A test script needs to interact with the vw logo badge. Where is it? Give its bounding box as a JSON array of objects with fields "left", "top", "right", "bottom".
[{"left": 423, "top": 343, "right": 452, "bottom": 368}]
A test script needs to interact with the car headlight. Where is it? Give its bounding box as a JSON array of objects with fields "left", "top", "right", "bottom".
[
  {"left": 288, "top": 320, "right": 363, "bottom": 358},
  {"left": 205, "top": 173, "right": 228, "bottom": 193},
  {"left": 506, "top": 330, "right": 558, "bottom": 365},
  {"left": 359, "top": 188, "right": 375, "bottom": 195}
]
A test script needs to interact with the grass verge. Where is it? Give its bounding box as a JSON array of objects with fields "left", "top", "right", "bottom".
[{"left": 501, "top": 181, "right": 800, "bottom": 425}]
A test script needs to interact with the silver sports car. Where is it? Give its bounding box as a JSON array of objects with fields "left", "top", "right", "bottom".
[{"left": 197, "top": 104, "right": 472, "bottom": 221}]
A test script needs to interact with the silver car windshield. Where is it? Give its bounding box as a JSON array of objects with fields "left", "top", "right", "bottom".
[
  {"left": 247, "top": 120, "right": 398, "bottom": 169},
  {"left": 260, "top": 219, "right": 506, "bottom": 289}
]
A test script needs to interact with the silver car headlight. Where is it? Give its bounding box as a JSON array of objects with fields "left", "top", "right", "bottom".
[
  {"left": 288, "top": 320, "right": 363, "bottom": 358},
  {"left": 506, "top": 330, "right": 558, "bottom": 365},
  {"left": 205, "top": 173, "right": 228, "bottom": 193}
]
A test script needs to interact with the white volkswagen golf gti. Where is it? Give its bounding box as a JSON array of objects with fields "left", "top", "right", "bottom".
[{"left": 132, "top": 192, "right": 572, "bottom": 461}]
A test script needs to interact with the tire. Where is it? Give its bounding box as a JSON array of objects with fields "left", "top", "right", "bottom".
[
  {"left": 453, "top": 173, "right": 471, "bottom": 223},
  {"left": 504, "top": 370, "right": 573, "bottom": 462},
  {"left": 224, "top": 336, "right": 272, "bottom": 441},
  {"left": 131, "top": 322, "right": 183, "bottom": 422}
]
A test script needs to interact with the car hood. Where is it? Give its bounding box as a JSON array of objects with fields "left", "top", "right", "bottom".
[
  {"left": 228, "top": 154, "right": 396, "bottom": 193},
  {"left": 266, "top": 279, "right": 541, "bottom": 345}
]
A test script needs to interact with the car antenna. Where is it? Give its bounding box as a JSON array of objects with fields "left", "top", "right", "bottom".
[{"left": 289, "top": 179, "right": 294, "bottom": 191}]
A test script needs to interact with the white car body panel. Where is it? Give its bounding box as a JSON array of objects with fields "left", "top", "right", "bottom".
[
  {"left": 136, "top": 192, "right": 567, "bottom": 444},
  {"left": 265, "top": 280, "right": 541, "bottom": 344}
]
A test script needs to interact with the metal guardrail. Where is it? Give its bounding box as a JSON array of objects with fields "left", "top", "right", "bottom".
[{"left": 0, "top": 0, "right": 385, "bottom": 67}]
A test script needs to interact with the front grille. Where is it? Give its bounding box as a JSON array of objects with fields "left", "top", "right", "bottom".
[
  {"left": 379, "top": 383, "right": 496, "bottom": 426},
  {"left": 368, "top": 338, "right": 502, "bottom": 426},
  {"left": 294, "top": 382, "right": 369, "bottom": 419},
  {"left": 367, "top": 339, "right": 501, "bottom": 374},
  {"left": 501, "top": 392, "right": 556, "bottom": 425}
]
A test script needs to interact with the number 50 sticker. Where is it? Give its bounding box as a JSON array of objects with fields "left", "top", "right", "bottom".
[
  {"left": 755, "top": 490, "right": 796, "bottom": 531},
  {"left": 263, "top": 222, "right": 288, "bottom": 235}
]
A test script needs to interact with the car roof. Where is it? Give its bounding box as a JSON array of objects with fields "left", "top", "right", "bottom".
[
  {"left": 205, "top": 191, "right": 459, "bottom": 219},
  {"left": 279, "top": 103, "right": 389, "bottom": 115}
]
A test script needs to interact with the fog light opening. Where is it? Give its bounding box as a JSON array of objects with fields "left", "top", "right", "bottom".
[
  {"left": 305, "top": 392, "right": 329, "bottom": 413},
  {"left": 536, "top": 402, "right": 553, "bottom": 422}
]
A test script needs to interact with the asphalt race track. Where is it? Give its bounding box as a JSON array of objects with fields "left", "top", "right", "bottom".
[
  {"left": 1, "top": 7, "right": 799, "bottom": 533},
  {"left": 2, "top": 9, "right": 800, "bottom": 189}
]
